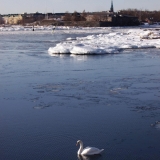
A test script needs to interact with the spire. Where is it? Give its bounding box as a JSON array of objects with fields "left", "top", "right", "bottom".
[{"left": 110, "top": 0, "right": 114, "bottom": 12}]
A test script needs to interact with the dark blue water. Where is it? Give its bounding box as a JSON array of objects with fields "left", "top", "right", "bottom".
[{"left": 0, "top": 30, "right": 160, "bottom": 160}]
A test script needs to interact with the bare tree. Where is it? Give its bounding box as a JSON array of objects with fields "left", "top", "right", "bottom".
[
  {"left": 63, "top": 11, "right": 71, "bottom": 21},
  {"left": 0, "top": 15, "right": 4, "bottom": 24},
  {"left": 71, "top": 11, "right": 81, "bottom": 21},
  {"left": 81, "top": 10, "right": 87, "bottom": 21},
  {"left": 119, "top": 9, "right": 160, "bottom": 22}
]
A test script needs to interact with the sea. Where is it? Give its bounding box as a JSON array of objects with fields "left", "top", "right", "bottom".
[{"left": 0, "top": 27, "right": 160, "bottom": 160}]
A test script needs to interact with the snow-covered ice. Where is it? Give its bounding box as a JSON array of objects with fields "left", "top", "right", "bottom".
[
  {"left": 48, "top": 27, "right": 160, "bottom": 55},
  {"left": 0, "top": 25, "right": 71, "bottom": 31}
]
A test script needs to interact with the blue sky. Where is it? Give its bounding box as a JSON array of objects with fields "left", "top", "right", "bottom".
[{"left": 0, "top": 0, "right": 159, "bottom": 14}]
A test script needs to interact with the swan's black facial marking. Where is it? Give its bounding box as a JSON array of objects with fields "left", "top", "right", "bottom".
[
  {"left": 76, "top": 141, "right": 79, "bottom": 146},
  {"left": 76, "top": 140, "right": 81, "bottom": 146}
]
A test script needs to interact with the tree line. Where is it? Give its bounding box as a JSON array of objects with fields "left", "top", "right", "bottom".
[
  {"left": 63, "top": 9, "right": 160, "bottom": 23},
  {"left": 63, "top": 10, "right": 87, "bottom": 21},
  {"left": 119, "top": 9, "right": 160, "bottom": 22}
]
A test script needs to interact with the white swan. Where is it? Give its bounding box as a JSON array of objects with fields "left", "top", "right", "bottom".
[{"left": 76, "top": 140, "right": 104, "bottom": 156}]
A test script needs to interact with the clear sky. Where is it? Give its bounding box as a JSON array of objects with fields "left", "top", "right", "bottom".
[{"left": 0, "top": 0, "right": 160, "bottom": 14}]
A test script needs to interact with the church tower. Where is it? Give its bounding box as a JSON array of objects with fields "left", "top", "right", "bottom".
[{"left": 110, "top": 0, "right": 114, "bottom": 12}]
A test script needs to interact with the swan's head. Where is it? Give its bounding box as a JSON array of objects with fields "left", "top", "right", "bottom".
[{"left": 76, "top": 140, "right": 82, "bottom": 146}]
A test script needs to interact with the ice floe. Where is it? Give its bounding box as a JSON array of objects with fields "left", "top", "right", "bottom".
[
  {"left": 48, "top": 27, "right": 160, "bottom": 55},
  {"left": 151, "top": 121, "right": 160, "bottom": 130}
]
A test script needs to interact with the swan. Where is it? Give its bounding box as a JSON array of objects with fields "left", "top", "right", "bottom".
[{"left": 76, "top": 140, "right": 104, "bottom": 156}]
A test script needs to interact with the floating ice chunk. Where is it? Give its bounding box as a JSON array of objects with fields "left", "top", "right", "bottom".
[
  {"left": 156, "top": 44, "right": 160, "bottom": 48},
  {"left": 120, "top": 45, "right": 138, "bottom": 49},
  {"left": 155, "top": 123, "right": 160, "bottom": 129},
  {"left": 152, "top": 32, "right": 160, "bottom": 36},
  {"left": 149, "top": 32, "right": 160, "bottom": 39},
  {"left": 139, "top": 30, "right": 160, "bottom": 39},
  {"left": 138, "top": 45, "right": 156, "bottom": 49},
  {"left": 108, "top": 32, "right": 120, "bottom": 36},
  {"left": 48, "top": 43, "right": 71, "bottom": 54},
  {"left": 140, "top": 31, "right": 152, "bottom": 38},
  {"left": 151, "top": 121, "right": 160, "bottom": 130},
  {"left": 110, "top": 87, "right": 126, "bottom": 94},
  {"left": 48, "top": 27, "right": 160, "bottom": 55},
  {"left": 70, "top": 45, "right": 104, "bottom": 54},
  {"left": 127, "top": 29, "right": 135, "bottom": 34},
  {"left": 66, "top": 37, "right": 76, "bottom": 40},
  {"left": 86, "top": 35, "right": 96, "bottom": 40}
]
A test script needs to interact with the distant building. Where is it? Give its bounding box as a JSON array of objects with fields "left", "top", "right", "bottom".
[
  {"left": 97, "top": 1, "right": 139, "bottom": 26},
  {"left": 0, "top": 14, "right": 4, "bottom": 24},
  {"left": 110, "top": 0, "right": 114, "bottom": 13},
  {"left": 2, "top": 12, "right": 46, "bottom": 24},
  {"left": 100, "top": 14, "right": 140, "bottom": 26},
  {"left": 3, "top": 14, "right": 23, "bottom": 24}
]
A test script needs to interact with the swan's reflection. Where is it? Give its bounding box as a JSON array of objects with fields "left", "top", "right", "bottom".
[{"left": 77, "top": 154, "right": 102, "bottom": 160}]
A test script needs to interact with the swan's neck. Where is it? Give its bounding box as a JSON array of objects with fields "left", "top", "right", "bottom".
[{"left": 78, "top": 141, "right": 84, "bottom": 155}]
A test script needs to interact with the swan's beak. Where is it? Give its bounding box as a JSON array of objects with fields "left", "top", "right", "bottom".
[{"left": 76, "top": 142, "right": 78, "bottom": 146}]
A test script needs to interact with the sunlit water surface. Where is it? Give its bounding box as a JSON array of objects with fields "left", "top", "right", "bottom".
[{"left": 0, "top": 29, "right": 160, "bottom": 160}]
